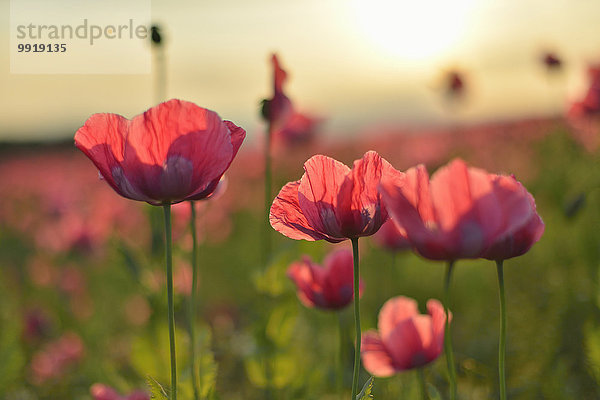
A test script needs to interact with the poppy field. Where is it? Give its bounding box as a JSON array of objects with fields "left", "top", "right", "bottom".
[{"left": 1, "top": 55, "right": 600, "bottom": 400}]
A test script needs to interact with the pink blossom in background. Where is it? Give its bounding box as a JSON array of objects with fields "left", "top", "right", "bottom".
[
  {"left": 380, "top": 159, "right": 542, "bottom": 261},
  {"left": 90, "top": 383, "right": 149, "bottom": 400},
  {"left": 75, "top": 99, "right": 245, "bottom": 205},
  {"left": 270, "top": 151, "right": 394, "bottom": 242},
  {"left": 568, "top": 65, "right": 600, "bottom": 152},
  {"left": 361, "top": 296, "right": 448, "bottom": 376},
  {"left": 287, "top": 249, "right": 364, "bottom": 310},
  {"left": 30, "top": 332, "right": 84, "bottom": 384},
  {"left": 22, "top": 308, "right": 52, "bottom": 344},
  {"left": 272, "top": 111, "right": 322, "bottom": 150},
  {"left": 373, "top": 219, "right": 410, "bottom": 252},
  {"left": 0, "top": 150, "right": 149, "bottom": 254}
]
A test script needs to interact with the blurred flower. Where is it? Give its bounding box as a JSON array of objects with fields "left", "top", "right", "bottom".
[
  {"left": 124, "top": 294, "right": 152, "bottom": 327},
  {"left": 272, "top": 111, "right": 322, "bottom": 149},
  {"left": 567, "top": 65, "right": 600, "bottom": 151},
  {"left": 261, "top": 54, "right": 293, "bottom": 132},
  {"left": 287, "top": 249, "right": 363, "bottom": 310},
  {"left": 373, "top": 219, "right": 410, "bottom": 252},
  {"left": 542, "top": 51, "right": 562, "bottom": 71},
  {"left": 143, "top": 261, "right": 194, "bottom": 296},
  {"left": 75, "top": 99, "right": 245, "bottom": 205},
  {"left": 569, "top": 65, "right": 600, "bottom": 117},
  {"left": 380, "top": 159, "right": 540, "bottom": 261},
  {"left": 445, "top": 70, "right": 465, "bottom": 98},
  {"left": 22, "top": 308, "right": 52, "bottom": 344},
  {"left": 30, "top": 332, "right": 84, "bottom": 384},
  {"left": 361, "top": 296, "right": 448, "bottom": 375},
  {"left": 270, "top": 151, "right": 393, "bottom": 242},
  {"left": 90, "top": 383, "right": 149, "bottom": 400}
]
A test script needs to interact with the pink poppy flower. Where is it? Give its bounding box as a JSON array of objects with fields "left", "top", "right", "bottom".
[
  {"left": 90, "top": 383, "right": 149, "bottom": 400},
  {"left": 287, "top": 249, "right": 364, "bottom": 310},
  {"left": 361, "top": 296, "right": 448, "bottom": 376},
  {"left": 75, "top": 99, "right": 245, "bottom": 205},
  {"left": 481, "top": 187, "right": 544, "bottom": 260},
  {"left": 374, "top": 219, "right": 411, "bottom": 252},
  {"left": 270, "top": 151, "right": 394, "bottom": 243},
  {"left": 379, "top": 159, "right": 541, "bottom": 261}
]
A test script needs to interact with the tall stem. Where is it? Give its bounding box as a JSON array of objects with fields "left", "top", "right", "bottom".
[
  {"left": 263, "top": 123, "right": 273, "bottom": 265},
  {"left": 496, "top": 260, "right": 507, "bottom": 400},
  {"left": 262, "top": 124, "right": 274, "bottom": 400},
  {"left": 189, "top": 202, "right": 200, "bottom": 400},
  {"left": 350, "top": 238, "right": 362, "bottom": 400},
  {"left": 417, "top": 368, "right": 428, "bottom": 400},
  {"left": 163, "top": 204, "right": 177, "bottom": 400},
  {"left": 443, "top": 261, "right": 456, "bottom": 400}
]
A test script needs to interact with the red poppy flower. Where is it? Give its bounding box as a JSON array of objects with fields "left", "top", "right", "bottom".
[
  {"left": 361, "top": 296, "right": 448, "bottom": 376},
  {"left": 270, "top": 151, "right": 394, "bottom": 243},
  {"left": 481, "top": 185, "right": 544, "bottom": 260},
  {"left": 75, "top": 99, "right": 245, "bottom": 205},
  {"left": 379, "top": 159, "right": 541, "bottom": 260},
  {"left": 287, "top": 249, "right": 364, "bottom": 310}
]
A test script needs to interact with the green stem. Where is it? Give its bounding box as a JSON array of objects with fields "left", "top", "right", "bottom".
[
  {"left": 417, "top": 368, "right": 428, "bottom": 400},
  {"left": 263, "top": 123, "right": 273, "bottom": 265},
  {"left": 350, "top": 238, "right": 362, "bottom": 400},
  {"left": 443, "top": 261, "right": 456, "bottom": 400},
  {"left": 263, "top": 124, "right": 274, "bottom": 400},
  {"left": 162, "top": 204, "right": 177, "bottom": 400},
  {"left": 496, "top": 260, "right": 507, "bottom": 400},
  {"left": 189, "top": 202, "right": 200, "bottom": 400}
]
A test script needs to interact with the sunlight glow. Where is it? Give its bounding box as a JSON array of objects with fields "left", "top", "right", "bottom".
[{"left": 352, "top": 0, "right": 477, "bottom": 62}]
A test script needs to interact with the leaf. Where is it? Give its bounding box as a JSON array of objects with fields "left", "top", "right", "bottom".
[
  {"left": 356, "top": 376, "right": 375, "bottom": 400},
  {"left": 146, "top": 376, "right": 169, "bottom": 400}
]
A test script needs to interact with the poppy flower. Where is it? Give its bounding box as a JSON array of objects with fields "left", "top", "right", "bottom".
[
  {"left": 542, "top": 52, "right": 562, "bottom": 70},
  {"left": 361, "top": 296, "right": 448, "bottom": 376},
  {"left": 270, "top": 151, "right": 394, "bottom": 243},
  {"left": 273, "top": 111, "right": 322, "bottom": 148},
  {"left": 287, "top": 249, "right": 364, "bottom": 310},
  {"left": 481, "top": 186, "right": 544, "bottom": 260},
  {"left": 261, "top": 54, "right": 293, "bottom": 131},
  {"left": 374, "top": 219, "right": 411, "bottom": 252},
  {"left": 379, "top": 159, "right": 540, "bottom": 261},
  {"left": 90, "top": 383, "right": 149, "bottom": 400},
  {"left": 74, "top": 99, "right": 245, "bottom": 205}
]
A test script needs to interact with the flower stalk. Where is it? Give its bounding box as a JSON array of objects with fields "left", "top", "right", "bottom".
[
  {"left": 350, "top": 237, "right": 362, "bottom": 400},
  {"left": 189, "top": 201, "right": 200, "bottom": 400},
  {"left": 443, "top": 261, "right": 456, "bottom": 400},
  {"left": 163, "top": 204, "right": 177, "bottom": 400},
  {"left": 496, "top": 260, "right": 507, "bottom": 400}
]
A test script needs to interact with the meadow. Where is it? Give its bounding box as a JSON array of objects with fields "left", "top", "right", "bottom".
[{"left": 1, "top": 101, "right": 599, "bottom": 400}]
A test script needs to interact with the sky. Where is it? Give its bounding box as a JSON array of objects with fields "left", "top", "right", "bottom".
[{"left": 1, "top": 0, "right": 600, "bottom": 142}]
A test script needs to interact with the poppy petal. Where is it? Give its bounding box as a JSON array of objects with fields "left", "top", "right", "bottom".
[{"left": 270, "top": 181, "right": 338, "bottom": 242}]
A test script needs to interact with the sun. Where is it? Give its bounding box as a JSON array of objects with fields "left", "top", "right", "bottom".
[{"left": 351, "top": 0, "right": 477, "bottom": 62}]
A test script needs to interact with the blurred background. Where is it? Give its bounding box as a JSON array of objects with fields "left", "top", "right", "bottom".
[
  {"left": 1, "top": 0, "right": 600, "bottom": 140},
  {"left": 2, "top": 0, "right": 600, "bottom": 399}
]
